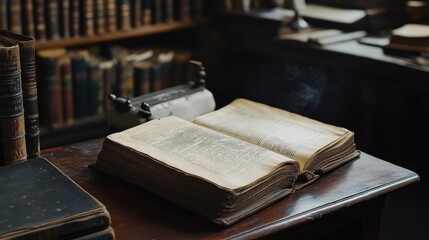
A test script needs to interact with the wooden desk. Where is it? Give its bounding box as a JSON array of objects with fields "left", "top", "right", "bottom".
[{"left": 41, "top": 138, "right": 419, "bottom": 240}]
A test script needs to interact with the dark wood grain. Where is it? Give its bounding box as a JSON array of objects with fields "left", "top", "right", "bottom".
[{"left": 41, "top": 139, "right": 419, "bottom": 240}]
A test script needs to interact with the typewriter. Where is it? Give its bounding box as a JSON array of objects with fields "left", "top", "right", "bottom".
[{"left": 106, "top": 60, "right": 216, "bottom": 132}]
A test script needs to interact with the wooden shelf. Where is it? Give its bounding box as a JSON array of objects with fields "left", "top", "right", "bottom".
[{"left": 35, "top": 21, "right": 202, "bottom": 50}]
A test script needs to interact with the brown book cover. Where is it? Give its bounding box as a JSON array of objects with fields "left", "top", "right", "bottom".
[
  {"left": 132, "top": 0, "right": 142, "bottom": 28},
  {"left": 174, "top": 0, "right": 191, "bottom": 22},
  {"left": 0, "top": 0, "right": 7, "bottom": 30},
  {"left": 99, "top": 59, "right": 116, "bottom": 112},
  {"left": 0, "top": 30, "right": 41, "bottom": 159},
  {"left": 33, "top": 0, "right": 47, "bottom": 40},
  {"left": 80, "top": 0, "right": 95, "bottom": 36},
  {"left": 152, "top": 0, "right": 162, "bottom": 24},
  {"left": 141, "top": 0, "right": 152, "bottom": 25},
  {"left": 133, "top": 60, "right": 152, "bottom": 95},
  {"left": 95, "top": 0, "right": 106, "bottom": 35},
  {"left": 117, "top": 0, "right": 132, "bottom": 30},
  {"left": 0, "top": 37, "right": 27, "bottom": 165},
  {"left": 59, "top": 0, "right": 71, "bottom": 39},
  {"left": 162, "top": 0, "right": 175, "bottom": 23},
  {"left": 36, "top": 48, "right": 67, "bottom": 128},
  {"left": 7, "top": 0, "right": 22, "bottom": 34},
  {"left": 105, "top": 0, "right": 117, "bottom": 32},
  {"left": 21, "top": 0, "right": 35, "bottom": 38},
  {"left": 70, "top": 0, "right": 81, "bottom": 37},
  {"left": 45, "top": 0, "right": 60, "bottom": 40},
  {"left": 59, "top": 55, "right": 74, "bottom": 124}
]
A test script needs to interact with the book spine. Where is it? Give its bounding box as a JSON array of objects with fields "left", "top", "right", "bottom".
[
  {"left": 150, "top": 62, "right": 162, "bottom": 92},
  {"left": 117, "top": 0, "right": 131, "bottom": 30},
  {"left": 59, "top": 0, "right": 71, "bottom": 39},
  {"left": 71, "top": 53, "right": 89, "bottom": 119},
  {"left": 81, "top": 0, "right": 95, "bottom": 36},
  {"left": 100, "top": 60, "right": 116, "bottom": 112},
  {"left": 133, "top": 61, "right": 151, "bottom": 96},
  {"left": 0, "top": 40, "right": 27, "bottom": 165},
  {"left": 105, "top": 0, "right": 117, "bottom": 32},
  {"left": 60, "top": 56, "right": 74, "bottom": 124},
  {"left": 190, "top": 0, "right": 203, "bottom": 20},
  {"left": 141, "top": 0, "right": 152, "bottom": 25},
  {"left": 174, "top": 0, "right": 191, "bottom": 22},
  {"left": 33, "top": 0, "right": 47, "bottom": 40},
  {"left": 16, "top": 36, "right": 40, "bottom": 159},
  {"left": 21, "top": 0, "right": 35, "bottom": 38},
  {"left": 0, "top": 0, "right": 7, "bottom": 30},
  {"left": 7, "top": 0, "right": 22, "bottom": 34},
  {"left": 131, "top": 0, "right": 142, "bottom": 28},
  {"left": 151, "top": 0, "right": 162, "bottom": 24},
  {"left": 45, "top": 0, "right": 61, "bottom": 40},
  {"left": 162, "top": 0, "right": 174, "bottom": 23},
  {"left": 70, "top": 0, "right": 80, "bottom": 37},
  {"left": 37, "top": 52, "right": 64, "bottom": 128},
  {"left": 87, "top": 58, "right": 103, "bottom": 116},
  {"left": 94, "top": 0, "right": 106, "bottom": 35}
]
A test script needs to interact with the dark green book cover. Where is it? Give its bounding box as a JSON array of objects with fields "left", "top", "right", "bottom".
[{"left": 0, "top": 157, "right": 112, "bottom": 239}]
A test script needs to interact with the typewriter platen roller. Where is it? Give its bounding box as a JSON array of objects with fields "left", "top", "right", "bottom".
[{"left": 106, "top": 60, "right": 216, "bottom": 132}]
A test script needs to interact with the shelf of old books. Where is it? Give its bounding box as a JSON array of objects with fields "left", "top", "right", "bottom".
[{"left": 35, "top": 21, "right": 203, "bottom": 50}]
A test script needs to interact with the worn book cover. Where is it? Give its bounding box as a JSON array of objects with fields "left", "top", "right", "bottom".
[
  {"left": 0, "top": 37, "right": 27, "bottom": 165},
  {"left": 0, "top": 157, "right": 113, "bottom": 239},
  {"left": 0, "top": 30, "right": 41, "bottom": 159}
]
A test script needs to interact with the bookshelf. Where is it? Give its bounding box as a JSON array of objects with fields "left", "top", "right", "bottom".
[
  {"left": 0, "top": 0, "right": 213, "bottom": 149},
  {"left": 36, "top": 21, "right": 204, "bottom": 50}
]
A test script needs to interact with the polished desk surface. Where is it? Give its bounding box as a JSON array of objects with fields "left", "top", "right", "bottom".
[{"left": 41, "top": 138, "right": 419, "bottom": 240}]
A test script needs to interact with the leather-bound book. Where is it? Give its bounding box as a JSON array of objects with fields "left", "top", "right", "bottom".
[
  {"left": 80, "top": 0, "right": 95, "bottom": 36},
  {"left": 132, "top": 0, "right": 142, "bottom": 28},
  {"left": 0, "top": 0, "right": 7, "bottom": 30},
  {"left": 0, "top": 157, "right": 114, "bottom": 239},
  {"left": 0, "top": 37, "right": 27, "bottom": 165},
  {"left": 117, "top": 0, "right": 131, "bottom": 30},
  {"left": 174, "top": 0, "right": 191, "bottom": 21},
  {"left": 59, "top": 55, "right": 74, "bottom": 124},
  {"left": 87, "top": 56, "right": 103, "bottom": 116},
  {"left": 70, "top": 50, "right": 90, "bottom": 119},
  {"left": 59, "top": 0, "right": 70, "bottom": 39},
  {"left": 141, "top": 0, "right": 152, "bottom": 25},
  {"left": 33, "top": 0, "right": 47, "bottom": 40},
  {"left": 133, "top": 60, "right": 152, "bottom": 95},
  {"left": 95, "top": 0, "right": 106, "bottom": 35},
  {"left": 36, "top": 48, "right": 67, "bottom": 128},
  {"left": 70, "top": 0, "right": 81, "bottom": 37},
  {"left": 152, "top": 0, "right": 162, "bottom": 24},
  {"left": 0, "top": 30, "right": 40, "bottom": 159},
  {"left": 45, "top": 0, "right": 60, "bottom": 40},
  {"left": 21, "top": 0, "right": 35, "bottom": 38},
  {"left": 99, "top": 59, "right": 116, "bottom": 112},
  {"left": 7, "top": 0, "right": 22, "bottom": 34},
  {"left": 162, "top": 0, "right": 174, "bottom": 23},
  {"left": 105, "top": 0, "right": 117, "bottom": 32}
]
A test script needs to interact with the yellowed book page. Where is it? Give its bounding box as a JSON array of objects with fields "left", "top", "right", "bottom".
[
  {"left": 107, "top": 116, "right": 298, "bottom": 190},
  {"left": 193, "top": 99, "right": 350, "bottom": 171}
]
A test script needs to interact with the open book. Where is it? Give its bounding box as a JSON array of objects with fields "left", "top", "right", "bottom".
[{"left": 95, "top": 98, "right": 360, "bottom": 226}]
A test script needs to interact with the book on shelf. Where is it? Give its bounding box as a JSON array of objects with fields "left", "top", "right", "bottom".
[
  {"left": 59, "top": 54, "right": 74, "bottom": 124},
  {"left": 131, "top": 0, "right": 142, "bottom": 28},
  {"left": 45, "top": 0, "right": 61, "bottom": 40},
  {"left": 59, "top": 0, "right": 70, "bottom": 38},
  {"left": 0, "top": 30, "right": 40, "bottom": 159},
  {"left": 70, "top": 0, "right": 81, "bottom": 37},
  {"left": 95, "top": 98, "right": 360, "bottom": 226},
  {"left": 141, "top": 0, "right": 152, "bottom": 25},
  {"left": 0, "top": 0, "right": 7, "bottom": 30},
  {"left": 21, "top": 0, "right": 35, "bottom": 38},
  {"left": 0, "top": 157, "right": 114, "bottom": 240},
  {"left": 117, "top": 0, "right": 132, "bottom": 30},
  {"left": 94, "top": 0, "right": 106, "bottom": 35},
  {"left": 37, "top": 48, "right": 68, "bottom": 128},
  {"left": 33, "top": 0, "right": 46, "bottom": 40},
  {"left": 105, "top": 0, "right": 117, "bottom": 32},
  {"left": 0, "top": 36, "right": 27, "bottom": 165},
  {"left": 70, "top": 49, "right": 90, "bottom": 119},
  {"left": 81, "top": 0, "right": 95, "bottom": 36},
  {"left": 6, "top": 0, "right": 22, "bottom": 34},
  {"left": 87, "top": 56, "right": 104, "bottom": 116}
]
